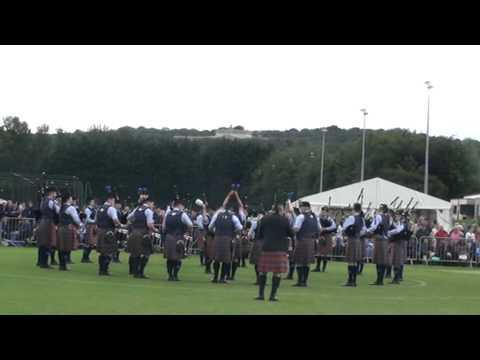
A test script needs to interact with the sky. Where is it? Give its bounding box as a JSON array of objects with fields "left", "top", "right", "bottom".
[{"left": 0, "top": 45, "right": 479, "bottom": 139}]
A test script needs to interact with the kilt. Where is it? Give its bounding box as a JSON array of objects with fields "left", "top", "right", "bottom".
[
  {"left": 85, "top": 224, "right": 98, "bottom": 246},
  {"left": 241, "top": 236, "right": 250, "bottom": 257},
  {"left": 36, "top": 219, "right": 56, "bottom": 248},
  {"left": 232, "top": 237, "right": 242, "bottom": 261},
  {"left": 164, "top": 233, "right": 185, "bottom": 261},
  {"left": 373, "top": 235, "right": 389, "bottom": 265},
  {"left": 194, "top": 228, "right": 206, "bottom": 250},
  {"left": 127, "top": 228, "right": 152, "bottom": 257},
  {"left": 97, "top": 228, "right": 118, "bottom": 255},
  {"left": 293, "top": 238, "right": 316, "bottom": 265},
  {"left": 213, "top": 235, "right": 233, "bottom": 263},
  {"left": 316, "top": 234, "right": 333, "bottom": 256},
  {"left": 345, "top": 236, "right": 363, "bottom": 263},
  {"left": 249, "top": 239, "right": 264, "bottom": 265},
  {"left": 258, "top": 251, "right": 289, "bottom": 274},
  {"left": 57, "top": 224, "right": 77, "bottom": 252},
  {"left": 205, "top": 232, "right": 215, "bottom": 259},
  {"left": 391, "top": 239, "right": 406, "bottom": 267}
]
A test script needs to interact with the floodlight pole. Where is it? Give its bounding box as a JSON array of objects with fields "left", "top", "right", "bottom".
[
  {"left": 360, "top": 109, "right": 368, "bottom": 182},
  {"left": 320, "top": 128, "right": 327, "bottom": 193},
  {"left": 424, "top": 81, "right": 433, "bottom": 194}
]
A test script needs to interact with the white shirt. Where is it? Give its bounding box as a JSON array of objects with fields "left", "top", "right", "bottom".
[
  {"left": 195, "top": 214, "right": 208, "bottom": 229},
  {"left": 292, "top": 213, "right": 321, "bottom": 233},
  {"left": 342, "top": 213, "right": 367, "bottom": 236},
  {"left": 387, "top": 222, "right": 405, "bottom": 238},
  {"left": 63, "top": 204, "right": 81, "bottom": 226},
  {"left": 208, "top": 210, "right": 243, "bottom": 232},
  {"left": 84, "top": 207, "right": 96, "bottom": 224}
]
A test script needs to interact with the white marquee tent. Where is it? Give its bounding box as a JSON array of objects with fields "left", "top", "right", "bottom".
[{"left": 295, "top": 177, "right": 452, "bottom": 229}]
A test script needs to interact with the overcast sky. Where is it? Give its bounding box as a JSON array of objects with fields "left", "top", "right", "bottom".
[{"left": 0, "top": 45, "right": 479, "bottom": 139}]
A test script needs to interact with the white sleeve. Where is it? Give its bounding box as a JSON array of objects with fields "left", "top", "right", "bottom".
[
  {"left": 66, "top": 206, "right": 81, "bottom": 226},
  {"left": 127, "top": 207, "right": 137, "bottom": 222},
  {"left": 145, "top": 209, "right": 154, "bottom": 225},
  {"left": 208, "top": 212, "right": 219, "bottom": 232},
  {"left": 181, "top": 212, "right": 193, "bottom": 227},
  {"left": 292, "top": 214, "right": 305, "bottom": 232},
  {"left": 107, "top": 207, "right": 119, "bottom": 222},
  {"left": 342, "top": 216, "right": 354, "bottom": 231},
  {"left": 388, "top": 223, "right": 404, "bottom": 237},
  {"left": 367, "top": 214, "right": 382, "bottom": 233},
  {"left": 232, "top": 215, "right": 243, "bottom": 232}
]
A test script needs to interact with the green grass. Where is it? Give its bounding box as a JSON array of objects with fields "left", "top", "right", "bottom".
[{"left": 1, "top": 246, "right": 480, "bottom": 314}]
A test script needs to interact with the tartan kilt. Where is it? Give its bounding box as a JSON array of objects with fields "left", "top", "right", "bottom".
[
  {"left": 193, "top": 228, "right": 205, "bottom": 250},
  {"left": 164, "top": 233, "right": 185, "bottom": 260},
  {"left": 86, "top": 224, "right": 98, "bottom": 246},
  {"left": 249, "top": 239, "right": 264, "bottom": 265},
  {"left": 373, "top": 235, "right": 389, "bottom": 265},
  {"left": 205, "top": 232, "right": 215, "bottom": 258},
  {"left": 316, "top": 234, "right": 333, "bottom": 256},
  {"left": 391, "top": 239, "right": 406, "bottom": 267},
  {"left": 293, "top": 238, "right": 316, "bottom": 265},
  {"left": 258, "top": 251, "right": 289, "bottom": 274},
  {"left": 345, "top": 236, "right": 363, "bottom": 263},
  {"left": 232, "top": 237, "right": 242, "bottom": 261},
  {"left": 213, "top": 235, "right": 233, "bottom": 263},
  {"left": 241, "top": 236, "right": 250, "bottom": 257},
  {"left": 127, "top": 228, "right": 152, "bottom": 257},
  {"left": 37, "top": 219, "right": 56, "bottom": 248},
  {"left": 57, "top": 224, "right": 77, "bottom": 252},
  {"left": 97, "top": 228, "right": 118, "bottom": 255}
]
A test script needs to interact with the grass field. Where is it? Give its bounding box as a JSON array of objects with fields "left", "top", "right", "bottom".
[{"left": 1, "top": 246, "right": 480, "bottom": 315}]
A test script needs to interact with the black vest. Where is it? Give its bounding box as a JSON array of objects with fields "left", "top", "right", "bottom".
[
  {"left": 345, "top": 214, "right": 364, "bottom": 237},
  {"left": 320, "top": 217, "right": 335, "bottom": 233},
  {"left": 297, "top": 212, "right": 319, "bottom": 240},
  {"left": 165, "top": 210, "right": 187, "bottom": 235},
  {"left": 87, "top": 207, "right": 96, "bottom": 221},
  {"left": 374, "top": 214, "right": 390, "bottom": 236},
  {"left": 97, "top": 205, "right": 115, "bottom": 230},
  {"left": 214, "top": 211, "right": 236, "bottom": 237},
  {"left": 40, "top": 197, "right": 55, "bottom": 220},
  {"left": 59, "top": 204, "right": 74, "bottom": 226},
  {"left": 132, "top": 206, "right": 148, "bottom": 229}
]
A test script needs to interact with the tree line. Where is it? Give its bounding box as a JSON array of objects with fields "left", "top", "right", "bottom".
[{"left": 0, "top": 116, "right": 479, "bottom": 209}]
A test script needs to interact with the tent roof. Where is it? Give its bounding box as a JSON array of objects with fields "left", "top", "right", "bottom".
[{"left": 298, "top": 177, "right": 451, "bottom": 210}]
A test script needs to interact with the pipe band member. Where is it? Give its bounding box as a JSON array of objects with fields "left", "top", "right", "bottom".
[
  {"left": 37, "top": 187, "right": 60, "bottom": 269},
  {"left": 366, "top": 204, "right": 391, "bottom": 286},
  {"left": 81, "top": 198, "right": 97, "bottom": 263},
  {"left": 126, "top": 197, "right": 156, "bottom": 279},
  {"left": 208, "top": 193, "right": 243, "bottom": 284},
  {"left": 255, "top": 204, "right": 295, "bottom": 302},
  {"left": 57, "top": 193, "right": 82, "bottom": 271},
  {"left": 342, "top": 203, "right": 367, "bottom": 287},
  {"left": 163, "top": 199, "right": 193, "bottom": 281},
  {"left": 313, "top": 206, "right": 337, "bottom": 273},
  {"left": 248, "top": 210, "right": 265, "bottom": 285},
  {"left": 292, "top": 201, "right": 321, "bottom": 287},
  {"left": 96, "top": 193, "right": 122, "bottom": 276},
  {"left": 387, "top": 210, "right": 410, "bottom": 284}
]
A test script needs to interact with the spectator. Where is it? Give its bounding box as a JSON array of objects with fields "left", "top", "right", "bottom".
[{"left": 435, "top": 224, "right": 449, "bottom": 260}]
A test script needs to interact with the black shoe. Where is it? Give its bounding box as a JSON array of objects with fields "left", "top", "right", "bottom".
[
  {"left": 59, "top": 266, "right": 68, "bottom": 271},
  {"left": 343, "top": 282, "right": 355, "bottom": 287},
  {"left": 312, "top": 268, "right": 321, "bottom": 272},
  {"left": 134, "top": 274, "right": 149, "bottom": 279},
  {"left": 390, "top": 279, "right": 400, "bottom": 284},
  {"left": 254, "top": 296, "right": 265, "bottom": 301},
  {"left": 219, "top": 279, "right": 228, "bottom": 284},
  {"left": 174, "top": 276, "right": 180, "bottom": 281},
  {"left": 81, "top": 258, "right": 92, "bottom": 263},
  {"left": 40, "top": 264, "right": 53, "bottom": 269},
  {"left": 269, "top": 297, "right": 279, "bottom": 302},
  {"left": 293, "top": 283, "right": 302, "bottom": 287},
  {"left": 168, "top": 276, "right": 174, "bottom": 281},
  {"left": 99, "top": 271, "right": 110, "bottom": 276}
]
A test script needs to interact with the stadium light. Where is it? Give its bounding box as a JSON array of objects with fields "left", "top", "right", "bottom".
[
  {"left": 320, "top": 128, "right": 328, "bottom": 193},
  {"left": 424, "top": 81, "right": 433, "bottom": 194},
  {"left": 360, "top": 109, "right": 368, "bottom": 182}
]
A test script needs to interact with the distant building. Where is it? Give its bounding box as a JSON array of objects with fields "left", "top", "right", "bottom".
[
  {"left": 450, "top": 194, "right": 480, "bottom": 220},
  {"left": 173, "top": 126, "right": 259, "bottom": 140}
]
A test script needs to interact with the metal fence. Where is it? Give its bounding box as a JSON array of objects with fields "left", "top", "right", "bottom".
[
  {"left": 0, "top": 217, "right": 36, "bottom": 247},
  {"left": 327, "top": 234, "right": 480, "bottom": 267}
]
